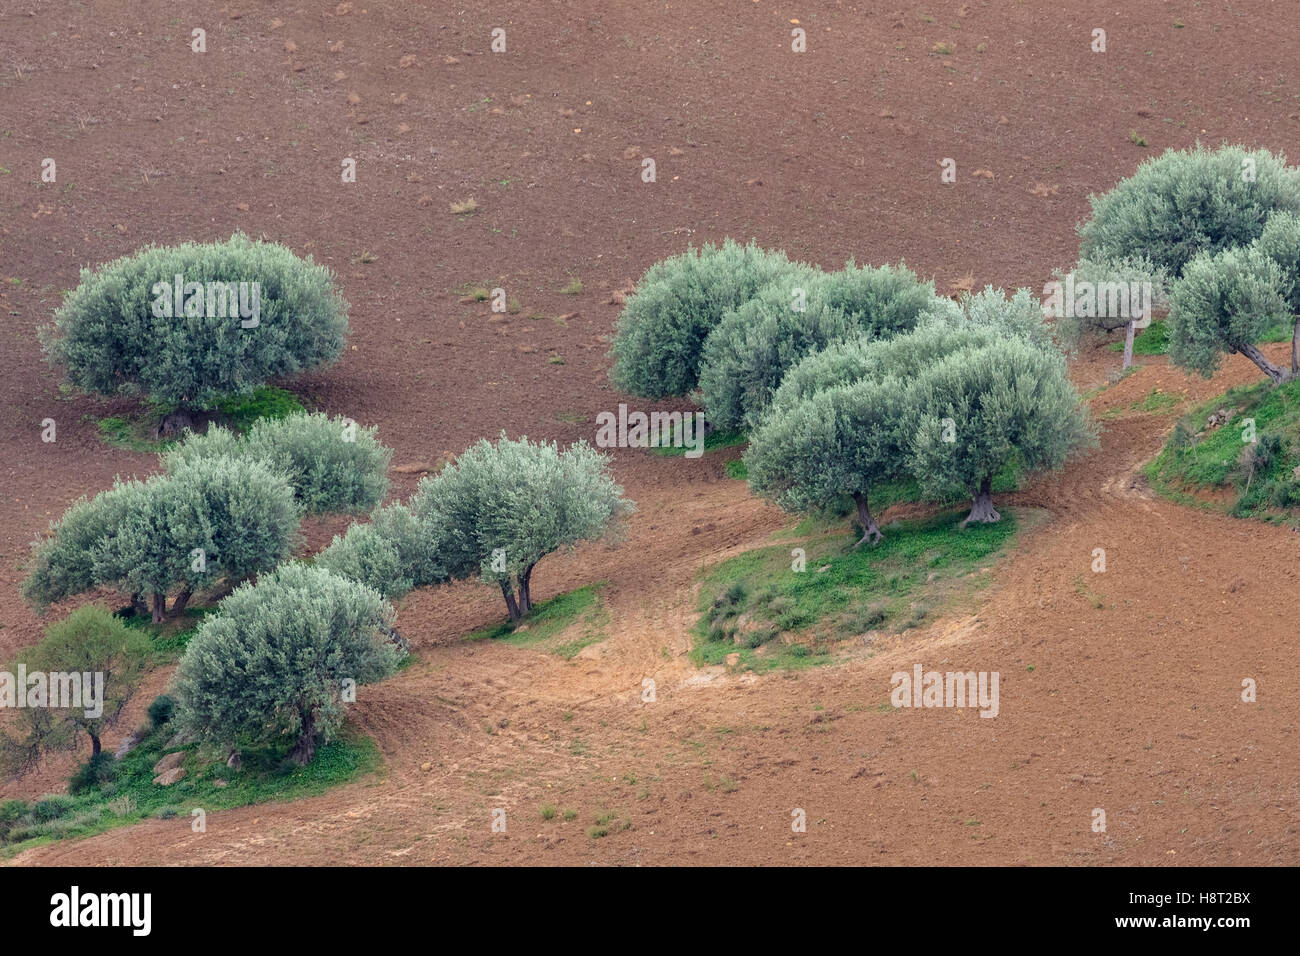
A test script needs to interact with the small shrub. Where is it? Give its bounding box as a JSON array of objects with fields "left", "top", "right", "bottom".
[
  {"left": 106, "top": 795, "right": 136, "bottom": 817},
  {"left": 315, "top": 503, "right": 435, "bottom": 598},
  {"left": 148, "top": 694, "right": 177, "bottom": 729},
  {"left": 31, "top": 795, "right": 75, "bottom": 823},
  {"left": 1236, "top": 434, "right": 1283, "bottom": 488},
  {"left": 0, "top": 800, "right": 27, "bottom": 841},
  {"left": 69, "top": 751, "right": 118, "bottom": 795}
]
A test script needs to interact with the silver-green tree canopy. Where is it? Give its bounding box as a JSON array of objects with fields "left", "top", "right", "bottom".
[
  {"left": 174, "top": 564, "right": 402, "bottom": 765},
  {"left": 698, "top": 261, "right": 938, "bottom": 432},
  {"left": 1167, "top": 245, "right": 1293, "bottom": 384},
  {"left": 22, "top": 457, "right": 300, "bottom": 622},
  {"left": 1076, "top": 145, "right": 1300, "bottom": 375},
  {"left": 609, "top": 240, "right": 805, "bottom": 399},
  {"left": 162, "top": 412, "right": 392, "bottom": 515},
  {"left": 1078, "top": 144, "right": 1300, "bottom": 278},
  {"left": 40, "top": 233, "right": 348, "bottom": 412},
  {"left": 908, "top": 338, "right": 1096, "bottom": 525},
  {"left": 318, "top": 434, "right": 634, "bottom": 622},
  {"left": 746, "top": 374, "right": 911, "bottom": 546},
  {"left": 747, "top": 294, "right": 1092, "bottom": 537}
]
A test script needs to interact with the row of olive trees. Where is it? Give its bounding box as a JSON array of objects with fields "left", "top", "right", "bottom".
[
  {"left": 7, "top": 409, "right": 396, "bottom": 773},
  {"left": 19, "top": 421, "right": 632, "bottom": 769},
  {"left": 22, "top": 229, "right": 636, "bottom": 771},
  {"left": 746, "top": 293, "right": 1093, "bottom": 540},
  {"left": 610, "top": 242, "right": 1094, "bottom": 540},
  {"left": 1060, "top": 144, "right": 1300, "bottom": 381},
  {"left": 171, "top": 432, "right": 632, "bottom": 765},
  {"left": 8, "top": 236, "right": 391, "bottom": 776},
  {"left": 22, "top": 412, "right": 390, "bottom": 621}
]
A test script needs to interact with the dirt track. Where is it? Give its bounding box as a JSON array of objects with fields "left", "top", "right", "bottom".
[{"left": 1, "top": 1, "right": 1298, "bottom": 864}]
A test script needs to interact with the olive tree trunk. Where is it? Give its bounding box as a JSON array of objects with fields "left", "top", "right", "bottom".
[
  {"left": 499, "top": 579, "right": 522, "bottom": 623},
  {"left": 1237, "top": 342, "right": 1296, "bottom": 385},
  {"left": 1121, "top": 319, "right": 1137, "bottom": 370},
  {"left": 169, "top": 587, "right": 193, "bottom": 618},
  {"left": 851, "top": 492, "right": 883, "bottom": 547},
  {"left": 151, "top": 592, "right": 166, "bottom": 624},
  {"left": 517, "top": 564, "right": 535, "bottom": 615},
  {"left": 288, "top": 708, "right": 318, "bottom": 766},
  {"left": 962, "top": 476, "right": 1002, "bottom": 527}
]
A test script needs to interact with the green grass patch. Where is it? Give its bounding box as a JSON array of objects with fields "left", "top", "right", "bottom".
[
  {"left": 466, "top": 584, "right": 609, "bottom": 657},
  {"left": 116, "top": 607, "right": 209, "bottom": 662},
  {"left": 1131, "top": 387, "right": 1182, "bottom": 414},
  {"left": 1108, "top": 318, "right": 1291, "bottom": 356},
  {"left": 1107, "top": 319, "right": 1170, "bottom": 356},
  {"left": 1145, "top": 377, "right": 1300, "bottom": 523},
  {"left": 91, "top": 386, "right": 305, "bottom": 453},
  {"left": 0, "top": 722, "right": 380, "bottom": 855},
  {"left": 649, "top": 423, "right": 747, "bottom": 458},
  {"left": 209, "top": 386, "right": 305, "bottom": 431},
  {"left": 724, "top": 458, "right": 748, "bottom": 480},
  {"left": 692, "top": 509, "right": 1018, "bottom": 672},
  {"left": 93, "top": 415, "right": 168, "bottom": 453}
]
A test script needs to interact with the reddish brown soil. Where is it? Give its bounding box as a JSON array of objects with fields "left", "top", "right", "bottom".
[{"left": 2, "top": 1, "right": 1298, "bottom": 865}]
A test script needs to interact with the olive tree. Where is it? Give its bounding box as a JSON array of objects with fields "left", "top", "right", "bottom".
[
  {"left": 318, "top": 434, "right": 633, "bottom": 622},
  {"left": 174, "top": 564, "right": 402, "bottom": 765},
  {"left": 409, "top": 434, "right": 634, "bottom": 620},
  {"left": 907, "top": 339, "right": 1095, "bottom": 525},
  {"left": 1049, "top": 256, "right": 1170, "bottom": 369},
  {"left": 745, "top": 376, "right": 910, "bottom": 546},
  {"left": 0, "top": 606, "right": 151, "bottom": 775},
  {"left": 163, "top": 412, "right": 391, "bottom": 515},
  {"left": 22, "top": 458, "right": 299, "bottom": 622},
  {"left": 1166, "top": 246, "right": 1293, "bottom": 384},
  {"left": 609, "top": 240, "right": 804, "bottom": 398},
  {"left": 40, "top": 233, "right": 349, "bottom": 413},
  {"left": 698, "top": 261, "right": 937, "bottom": 431}
]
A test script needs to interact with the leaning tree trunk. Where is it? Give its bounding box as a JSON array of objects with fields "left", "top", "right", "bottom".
[
  {"left": 1121, "top": 318, "right": 1137, "bottom": 370},
  {"left": 499, "top": 580, "right": 522, "bottom": 623},
  {"left": 151, "top": 592, "right": 166, "bottom": 624},
  {"left": 1236, "top": 343, "right": 1295, "bottom": 385},
  {"left": 1291, "top": 315, "right": 1300, "bottom": 374},
  {"left": 169, "top": 587, "right": 192, "bottom": 618},
  {"left": 89, "top": 732, "right": 101, "bottom": 757},
  {"left": 517, "top": 564, "right": 535, "bottom": 615},
  {"left": 851, "top": 492, "right": 883, "bottom": 547},
  {"left": 962, "top": 476, "right": 1002, "bottom": 527},
  {"left": 288, "top": 709, "right": 318, "bottom": 766}
]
